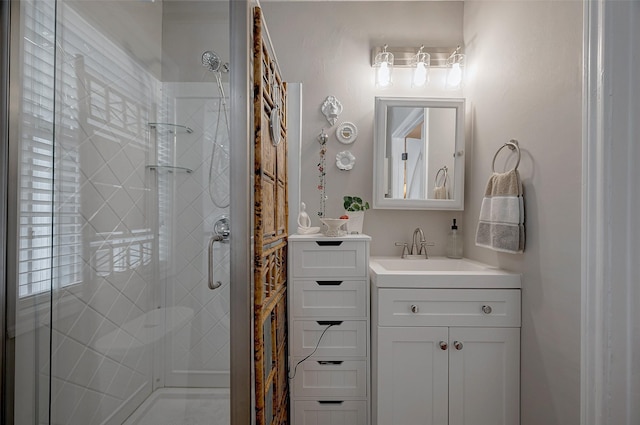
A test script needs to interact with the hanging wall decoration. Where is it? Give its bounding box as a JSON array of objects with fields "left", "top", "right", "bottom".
[
  {"left": 320, "top": 96, "right": 343, "bottom": 126},
  {"left": 317, "top": 129, "right": 328, "bottom": 217}
]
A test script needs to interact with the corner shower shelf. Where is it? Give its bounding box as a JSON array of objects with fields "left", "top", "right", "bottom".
[
  {"left": 148, "top": 122, "right": 194, "bottom": 134},
  {"left": 146, "top": 165, "right": 193, "bottom": 174}
]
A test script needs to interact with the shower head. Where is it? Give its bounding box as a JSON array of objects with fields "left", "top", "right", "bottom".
[{"left": 202, "top": 50, "right": 229, "bottom": 73}]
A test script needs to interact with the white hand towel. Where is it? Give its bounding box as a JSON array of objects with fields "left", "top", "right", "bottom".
[
  {"left": 475, "top": 169, "right": 525, "bottom": 253},
  {"left": 433, "top": 185, "right": 448, "bottom": 199}
]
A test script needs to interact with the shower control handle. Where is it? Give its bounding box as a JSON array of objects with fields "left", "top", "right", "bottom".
[{"left": 208, "top": 234, "right": 224, "bottom": 290}]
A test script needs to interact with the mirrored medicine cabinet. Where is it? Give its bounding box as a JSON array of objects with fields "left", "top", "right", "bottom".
[{"left": 373, "top": 97, "right": 465, "bottom": 210}]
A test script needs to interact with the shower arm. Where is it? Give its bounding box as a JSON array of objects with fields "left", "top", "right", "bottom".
[{"left": 208, "top": 234, "right": 224, "bottom": 290}]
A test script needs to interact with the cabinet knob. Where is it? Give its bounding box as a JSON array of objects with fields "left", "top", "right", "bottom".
[
  {"left": 454, "top": 341, "right": 463, "bottom": 350},
  {"left": 439, "top": 341, "right": 448, "bottom": 351},
  {"left": 410, "top": 304, "right": 419, "bottom": 313},
  {"left": 482, "top": 305, "right": 493, "bottom": 314}
]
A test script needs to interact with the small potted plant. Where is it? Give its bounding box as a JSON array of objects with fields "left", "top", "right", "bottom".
[{"left": 343, "top": 196, "right": 370, "bottom": 234}]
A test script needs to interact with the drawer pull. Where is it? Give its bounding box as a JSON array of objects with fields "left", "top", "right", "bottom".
[
  {"left": 316, "top": 241, "right": 343, "bottom": 246},
  {"left": 317, "top": 360, "right": 343, "bottom": 365},
  {"left": 482, "top": 305, "right": 493, "bottom": 314},
  {"left": 439, "top": 341, "right": 448, "bottom": 351},
  {"left": 316, "top": 280, "right": 343, "bottom": 286},
  {"left": 318, "top": 400, "right": 344, "bottom": 405},
  {"left": 454, "top": 341, "right": 464, "bottom": 350},
  {"left": 410, "top": 304, "right": 419, "bottom": 313},
  {"left": 317, "top": 320, "right": 342, "bottom": 326}
]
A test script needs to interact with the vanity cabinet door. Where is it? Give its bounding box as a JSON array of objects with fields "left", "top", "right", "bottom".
[
  {"left": 376, "top": 326, "right": 449, "bottom": 425},
  {"left": 448, "top": 327, "right": 520, "bottom": 425}
]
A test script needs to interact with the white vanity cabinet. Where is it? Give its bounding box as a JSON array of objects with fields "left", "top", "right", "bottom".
[
  {"left": 288, "top": 234, "right": 371, "bottom": 425},
  {"left": 371, "top": 286, "right": 521, "bottom": 425}
]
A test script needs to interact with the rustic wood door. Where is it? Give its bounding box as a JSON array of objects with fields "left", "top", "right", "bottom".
[{"left": 253, "top": 7, "right": 289, "bottom": 425}]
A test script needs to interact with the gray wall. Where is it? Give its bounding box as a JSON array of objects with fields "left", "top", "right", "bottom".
[
  {"left": 463, "top": 3, "right": 582, "bottom": 424},
  {"left": 263, "top": 1, "right": 465, "bottom": 256},
  {"left": 264, "top": 1, "right": 583, "bottom": 424}
]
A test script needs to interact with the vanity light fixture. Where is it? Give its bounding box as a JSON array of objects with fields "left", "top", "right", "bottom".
[
  {"left": 445, "top": 46, "right": 465, "bottom": 90},
  {"left": 373, "top": 44, "right": 394, "bottom": 88},
  {"left": 371, "top": 45, "right": 465, "bottom": 89},
  {"left": 411, "top": 46, "right": 430, "bottom": 88}
]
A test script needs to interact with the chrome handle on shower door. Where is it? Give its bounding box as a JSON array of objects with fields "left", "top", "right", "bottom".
[{"left": 208, "top": 234, "right": 224, "bottom": 290}]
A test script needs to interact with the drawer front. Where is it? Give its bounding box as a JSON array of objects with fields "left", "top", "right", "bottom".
[
  {"left": 377, "top": 289, "right": 521, "bottom": 327},
  {"left": 292, "top": 359, "right": 367, "bottom": 398},
  {"left": 292, "top": 320, "right": 367, "bottom": 358},
  {"left": 294, "top": 400, "right": 367, "bottom": 425},
  {"left": 292, "top": 279, "right": 367, "bottom": 318},
  {"left": 291, "top": 241, "right": 366, "bottom": 278}
]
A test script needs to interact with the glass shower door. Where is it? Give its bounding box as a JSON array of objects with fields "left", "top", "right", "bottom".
[
  {"left": 154, "top": 82, "right": 231, "bottom": 390},
  {"left": 10, "top": 0, "right": 56, "bottom": 423},
  {"left": 8, "top": 1, "right": 232, "bottom": 424}
]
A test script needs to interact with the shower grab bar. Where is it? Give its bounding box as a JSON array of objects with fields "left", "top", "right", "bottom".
[{"left": 208, "top": 234, "right": 224, "bottom": 290}]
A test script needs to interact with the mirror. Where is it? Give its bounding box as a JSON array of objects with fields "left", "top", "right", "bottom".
[{"left": 373, "top": 97, "right": 465, "bottom": 210}]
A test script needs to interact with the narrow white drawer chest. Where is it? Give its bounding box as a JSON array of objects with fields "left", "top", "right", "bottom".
[{"left": 288, "top": 234, "right": 371, "bottom": 425}]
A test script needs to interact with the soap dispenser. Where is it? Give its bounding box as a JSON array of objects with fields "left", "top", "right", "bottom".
[{"left": 446, "top": 218, "right": 463, "bottom": 259}]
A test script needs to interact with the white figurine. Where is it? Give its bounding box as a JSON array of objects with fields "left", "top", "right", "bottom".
[
  {"left": 297, "top": 202, "right": 320, "bottom": 235},
  {"left": 298, "top": 202, "right": 311, "bottom": 228}
]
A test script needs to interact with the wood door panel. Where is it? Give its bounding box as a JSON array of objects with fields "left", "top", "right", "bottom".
[{"left": 253, "top": 6, "right": 289, "bottom": 425}]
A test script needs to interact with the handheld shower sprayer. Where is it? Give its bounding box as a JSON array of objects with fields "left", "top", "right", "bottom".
[
  {"left": 202, "top": 50, "right": 231, "bottom": 209},
  {"left": 201, "top": 50, "right": 229, "bottom": 74}
]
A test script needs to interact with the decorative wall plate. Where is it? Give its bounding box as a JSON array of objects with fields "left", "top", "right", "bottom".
[
  {"left": 336, "top": 122, "right": 358, "bottom": 144},
  {"left": 336, "top": 150, "right": 356, "bottom": 170}
]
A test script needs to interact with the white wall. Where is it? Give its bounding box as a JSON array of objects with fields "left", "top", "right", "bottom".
[
  {"left": 265, "top": 1, "right": 583, "bottom": 424},
  {"left": 262, "top": 1, "right": 465, "bottom": 256},
  {"left": 67, "top": 0, "right": 164, "bottom": 78},
  {"left": 161, "top": 1, "right": 230, "bottom": 83},
  {"left": 462, "top": 2, "right": 582, "bottom": 425}
]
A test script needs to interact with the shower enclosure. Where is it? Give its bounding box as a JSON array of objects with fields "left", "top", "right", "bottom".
[{"left": 4, "top": 1, "right": 238, "bottom": 423}]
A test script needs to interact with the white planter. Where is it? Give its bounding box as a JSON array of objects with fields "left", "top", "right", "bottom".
[{"left": 345, "top": 211, "right": 365, "bottom": 234}]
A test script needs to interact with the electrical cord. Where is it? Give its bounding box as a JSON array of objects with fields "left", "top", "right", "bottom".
[{"left": 288, "top": 323, "right": 335, "bottom": 380}]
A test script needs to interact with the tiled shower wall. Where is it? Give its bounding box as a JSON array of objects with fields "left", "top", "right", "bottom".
[{"left": 159, "top": 83, "right": 231, "bottom": 388}]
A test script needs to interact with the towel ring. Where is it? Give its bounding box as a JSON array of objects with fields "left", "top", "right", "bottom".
[
  {"left": 492, "top": 139, "right": 521, "bottom": 172},
  {"left": 435, "top": 166, "right": 448, "bottom": 186}
]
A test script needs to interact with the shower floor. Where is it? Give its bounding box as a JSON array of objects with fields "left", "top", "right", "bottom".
[{"left": 123, "top": 388, "right": 230, "bottom": 425}]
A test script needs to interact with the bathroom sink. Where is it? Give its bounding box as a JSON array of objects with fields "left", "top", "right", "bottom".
[
  {"left": 369, "top": 256, "right": 521, "bottom": 289},
  {"left": 371, "top": 257, "right": 491, "bottom": 272}
]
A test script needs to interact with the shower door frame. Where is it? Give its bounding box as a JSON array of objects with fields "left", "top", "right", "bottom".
[
  {"left": 229, "top": 1, "right": 254, "bottom": 424},
  {"left": 0, "top": 0, "right": 9, "bottom": 419}
]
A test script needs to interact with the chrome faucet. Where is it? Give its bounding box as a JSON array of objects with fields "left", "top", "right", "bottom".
[
  {"left": 411, "top": 227, "right": 426, "bottom": 256},
  {"left": 395, "top": 227, "right": 434, "bottom": 258}
]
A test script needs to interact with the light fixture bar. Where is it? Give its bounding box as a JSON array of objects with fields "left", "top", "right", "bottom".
[{"left": 371, "top": 46, "right": 461, "bottom": 68}]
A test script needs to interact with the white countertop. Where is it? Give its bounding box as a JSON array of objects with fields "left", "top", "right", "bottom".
[
  {"left": 369, "top": 256, "right": 521, "bottom": 289},
  {"left": 289, "top": 233, "right": 371, "bottom": 241}
]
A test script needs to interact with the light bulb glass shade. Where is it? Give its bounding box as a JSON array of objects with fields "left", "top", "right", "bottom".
[
  {"left": 411, "top": 51, "right": 430, "bottom": 88},
  {"left": 445, "top": 53, "right": 465, "bottom": 89},
  {"left": 374, "top": 51, "right": 394, "bottom": 88}
]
